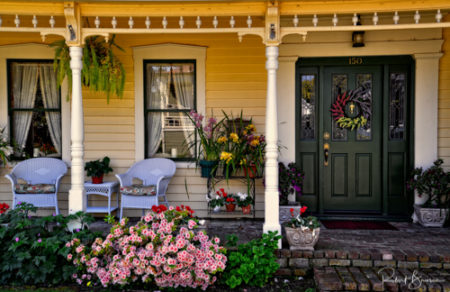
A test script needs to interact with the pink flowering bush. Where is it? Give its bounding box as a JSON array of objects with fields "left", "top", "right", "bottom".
[{"left": 66, "top": 205, "right": 227, "bottom": 290}]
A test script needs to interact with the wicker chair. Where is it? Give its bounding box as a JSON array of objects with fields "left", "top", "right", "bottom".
[
  {"left": 5, "top": 158, "right": 68, "bottom": 214},
  {"left": 116, "top": 158, "right": 176, "bottom": 219}
]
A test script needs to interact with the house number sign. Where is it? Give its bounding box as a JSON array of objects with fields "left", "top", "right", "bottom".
[{"left": 349, "top": 57, "right": 363, "bottom": 65}]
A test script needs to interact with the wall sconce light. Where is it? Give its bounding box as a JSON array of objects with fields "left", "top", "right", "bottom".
[{"left": 352, "top": 14, "right": 365, "bottom": 47}]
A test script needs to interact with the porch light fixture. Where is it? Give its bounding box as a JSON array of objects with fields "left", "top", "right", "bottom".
[{"left": 352, "top": 14, "right": 365, "bottom": 47}]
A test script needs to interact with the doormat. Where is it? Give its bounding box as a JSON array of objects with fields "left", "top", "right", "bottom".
[{"left": 321, "top": 220, "right": 398, "bottom": 230}]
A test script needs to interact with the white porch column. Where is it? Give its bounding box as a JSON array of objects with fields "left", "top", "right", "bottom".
[
  {"left": 263, "top": 45, "right": 281, "bottom": 247},
  {"left": 68, "top": 46, "right": 86, "bottom": 213},
  {"left": 413, "top": 53, "right": 442, "bottom": 205}
]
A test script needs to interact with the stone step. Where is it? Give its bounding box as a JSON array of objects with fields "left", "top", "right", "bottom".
[
  {"left": 275, "top": 249, "right": 450, "bottom": 276},
  {"left": 314, "top": 267, "right": 450, "bottom": 292}
]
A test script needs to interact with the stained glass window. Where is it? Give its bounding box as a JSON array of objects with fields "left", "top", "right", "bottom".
[
  {"left": 389, "top": 73, "right": 406, "bottom": 140},
  {"left": 356, "top": 74, "right": 372, "bottom": 141},
  {"left": 332, "top": 74, "right": 348, "bottom": 141},
  {"left": 300, "top": 74, "right": 316, "bottom": 140}
]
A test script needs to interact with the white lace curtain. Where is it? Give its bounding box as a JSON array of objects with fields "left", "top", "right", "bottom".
[
  {"left": 39, "top": 65, "right": 62, "bottom": 154},
  {"left": 12, "top": 64, "right": 39, "bottom": 151},
  {"left": 146, "top": 64, "right": 166, "bottom": 157},
  {"left": 172, "top": 64, "right": 195, "bottom": 156},
  {"left": 12, "top": 63, "right": 61, "bottom": 154}
]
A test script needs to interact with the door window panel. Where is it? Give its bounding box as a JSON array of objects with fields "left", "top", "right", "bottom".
[
  {"left": 356, "top": 74, "right": 372, "bottom": 141},
  {"left": 300, "top": 74, "right": 316, "bottom": 140},
  {"left": 389, "top": 73, "right": 406, "bottom": 140},
  {"left": 332, "top": 74, "right": 348, "bottom": 141}
]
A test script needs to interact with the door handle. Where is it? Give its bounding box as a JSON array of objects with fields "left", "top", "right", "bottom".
[{"left": 324, "top": 143, "right": 330, "bottom": 166}]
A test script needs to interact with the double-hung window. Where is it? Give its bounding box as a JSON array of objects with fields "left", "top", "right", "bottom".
[
  {"left": 8, "top": 60, "right": 61, "bottom": 159},
  {"left": 144, "top": 60, "right": 196, "bottom": 160}
]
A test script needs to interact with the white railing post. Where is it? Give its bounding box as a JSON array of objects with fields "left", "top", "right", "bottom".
[
  {"left": 68, "top": 46, "right": 86, "bottom": 214},
  {"left": 263, "top": 45, "right": 281, "bottom": 248}
]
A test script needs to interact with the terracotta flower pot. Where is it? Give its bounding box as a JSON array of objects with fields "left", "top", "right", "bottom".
[
  {"left": 284, "top": 226, "right": 320, "bottom": 251},
  {"left": 242, "top": 205, "right": 251, "bottom": 214},
  {"left": 225, "top": 203, "right": 236, "bottom": 212},
  {"left": 92, "top": 175, "right": 104, "bottom": 184},
  {"left": 243, "top": 165, "right": 258, "bottom": 178}
]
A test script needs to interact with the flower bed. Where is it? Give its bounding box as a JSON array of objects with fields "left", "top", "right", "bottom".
[{"left": 66, "top": 205, "right": 227, "bottom": 290}]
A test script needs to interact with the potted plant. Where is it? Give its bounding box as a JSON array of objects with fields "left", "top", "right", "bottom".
[
  {"left": 187, "top": 110, "right": 224, "bottom": 178},
  {"left": 279, "top": 162, "right": 305, "bottom": 223},
  {"left": 85, "top": 156, "right": 113, "bottom": 184},
  {"left": 236, "top": 192, "right": 254, "bottom": 215},
  {"left": 0, "top": 127, "right": 13, "bottom": 166},
  {"left": 284, "top": 206, "right": 320, "bottom": 251},
  {"left": 407, "top": 159, "right": 450, "bottom": 227},
  {"left": 206, "top": 190, "right": 225, "bottom": 213}
]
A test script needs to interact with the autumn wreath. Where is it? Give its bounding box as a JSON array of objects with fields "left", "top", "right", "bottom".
[{"left": 330, "top": 90, "right": 369, "bottom": 131}]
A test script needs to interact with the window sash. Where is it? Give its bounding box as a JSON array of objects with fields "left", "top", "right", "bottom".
[{"left": 143, "top": 60, "right": 197, "bottom": 161}]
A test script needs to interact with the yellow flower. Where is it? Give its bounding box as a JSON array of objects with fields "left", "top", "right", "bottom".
[
  {"left": 217, "top": 136, "right": 228, "bottom": 144},
  {"left": 250, "top": 139, "right": 260, "bottom": 147},
  {"left": 229, "top": 133, "right": 239, "bottom": 143},
  {"left": 240, "top": 158, "right": 247, "bottom": 165},
  {"left": 220, "top": 151, "right": 233, "bottom": 164},
  {"left": 245, "top": 124, "right": 256, "bottom": 132}
]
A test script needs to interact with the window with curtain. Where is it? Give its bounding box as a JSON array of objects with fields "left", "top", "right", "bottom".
[
  {"left": 144, "top": 60, "right": 196, "bottom": 160},
  {"left": 8, "top": 60, "right": 61, "bottom": 159}
]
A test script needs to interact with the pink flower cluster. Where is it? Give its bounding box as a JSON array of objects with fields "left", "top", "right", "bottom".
[{"left": 66, "top": 206, "right": 226, "bottom": 290}]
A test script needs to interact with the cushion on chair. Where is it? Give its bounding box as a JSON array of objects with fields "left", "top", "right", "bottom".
[
  {"left": 15, "top": 184, "right": 56, "bottom": 194},
  {"left": 120, "top": 184, "right": 156, "bottom": 196}
]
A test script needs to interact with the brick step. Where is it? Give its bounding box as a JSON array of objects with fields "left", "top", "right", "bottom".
[
  {"left": 314, "top": 267, "right": 450, "bottom": 292},
  {"left": 275, "top": 249, "right": 450, "bottom": 276}
]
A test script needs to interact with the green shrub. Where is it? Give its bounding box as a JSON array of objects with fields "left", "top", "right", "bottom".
[
  {"left": 221, "top": 231, "right": 281, "bottom": 289},
  {"left": 0, "top": 203, "right": 99, "bottom": 286}
]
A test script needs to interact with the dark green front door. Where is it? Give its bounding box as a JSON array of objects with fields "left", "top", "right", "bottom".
[
  {"left": 296, "top": 56, "right": 414, "bottom": 216},
  {"left": 322, "top": 66, "right": 381, "bottom": 212}
]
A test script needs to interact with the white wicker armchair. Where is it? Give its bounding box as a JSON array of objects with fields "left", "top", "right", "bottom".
[
  {"left": 116, "top": 158, "right": 176, "bottom": 219},
  {"left": 4, "top": 158, "right": 68, "bottom": 214}
]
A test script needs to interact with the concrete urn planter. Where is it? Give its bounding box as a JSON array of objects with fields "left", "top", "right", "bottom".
[
  {"left": 284, "top": 226, "right": 320, "bottom": 251},
  {"left": 279, "top": 204, "right": 301, "bottom": 224},
  {"left": 414, "top": 204, "right": 449, "bottom": 227}
]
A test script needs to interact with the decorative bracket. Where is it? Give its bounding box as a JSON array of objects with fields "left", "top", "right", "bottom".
[
  {"left": 264, "top": 1, "right": 280, "bottom": 46},
  {"left": 64, "top": 1, "right": 81, "bottom": 46}
]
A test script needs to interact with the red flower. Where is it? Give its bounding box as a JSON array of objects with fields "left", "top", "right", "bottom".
[
  {"left": 151, "top": 204, "right": 168, "bottom": 214},
  {"left": 290, "top": 208, "right": 294, "bottom": 216},
  {"left": 300, "top": 206, "right": 308, "bottom": 214},
  {"left": 176, "top": 206, "right": 181, "bottom": 212}
]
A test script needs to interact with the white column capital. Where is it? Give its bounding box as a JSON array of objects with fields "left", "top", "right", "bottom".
[{"left": 413, "top": 52, "right": 443, "bottom": 60}]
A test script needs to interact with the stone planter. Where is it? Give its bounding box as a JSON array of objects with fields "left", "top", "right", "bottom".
[
  {"left": 414, "top": 204, "right": 449, "bottom": 227},
  {"left": 279, "top": 204, "right": 301, "bottom": 224},
  {"left": 285, "top": 226, "right": 320, "bottom": 251}
]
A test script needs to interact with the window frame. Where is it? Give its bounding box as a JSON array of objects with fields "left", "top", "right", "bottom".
[
  {"left": 143, "top": 59, "right": 197, "bottom": 161},
  {"left": 7, "top": 59, "right": 62, "bottom": 160}
]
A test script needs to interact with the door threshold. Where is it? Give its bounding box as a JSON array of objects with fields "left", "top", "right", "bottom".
[{"left": 315, "top": 213, "right": 411, "bottom": 222}]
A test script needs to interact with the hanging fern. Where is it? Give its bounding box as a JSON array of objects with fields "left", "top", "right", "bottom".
[{"left": 51, "top": 35, "right": 126, "bottom": 102}]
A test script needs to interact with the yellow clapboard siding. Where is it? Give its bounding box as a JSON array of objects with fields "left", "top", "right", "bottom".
[
  {"left": 85, "top": 116, "right": 134, "bottom": 125},
  {"left": 84, "top": 108, "right": 135, "bottom": 117},
  {"left": 85, "top": 133, "right": 135, "bottom": 142}
]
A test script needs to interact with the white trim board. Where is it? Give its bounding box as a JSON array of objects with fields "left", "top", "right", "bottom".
[
  {"left": 133, "top": 43, "right": 207, "bottom": 168},
  {"left": 0, "top": 43, "right": 71, "bottom": 165}
]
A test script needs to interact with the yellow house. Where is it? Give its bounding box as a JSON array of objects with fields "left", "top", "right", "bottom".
[{"left": 0, "top": 1, "right": 449, "bottom": 237}]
